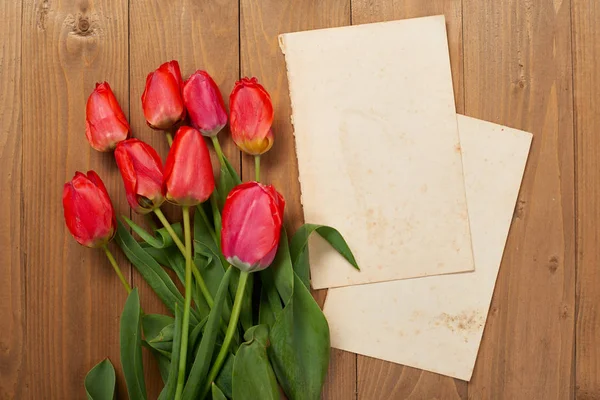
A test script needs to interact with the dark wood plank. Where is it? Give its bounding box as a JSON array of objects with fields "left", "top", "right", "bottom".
[
  {"left": 128, "top": 0, "right": 240, "bottom": 396},
  {"left": 350, "top": 1, "right": 467, "bottom": 398},
  {"left": 0, "top": 1, "right": 24, "bottom": 398},
  {"left": 239, "top": 0, "right": 356, "bottom": 398},
  {"left": 572, "top": 0, "right": 600, "bottom": 398},
  {"left": 22, "top": 0, "right": 130, "bottom": 397},
  {"left": 463, "top": 1, "right": 575, "bottom": 399}
]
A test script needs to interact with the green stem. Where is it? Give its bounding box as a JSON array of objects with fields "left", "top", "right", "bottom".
[
  {"left": 175, "top": 206, "right": 193, "bottom": 400},
  {"left": 211, "top": 135, "right": 225, "bottom": 167},
  {"left": 201, "top": 270, "right": 249, "bottom": 398},
  {"left": 102, "top": 245, "right": 132, "bottom": 294},
  {"left": 254, "top": 155, "right": 260, "bottom": 182},
  {"left": 165, "top": 132, "right": 174, "bottom": 147},
  {"left": 153, "top": 208, "right": 214, "bottom": 308}
]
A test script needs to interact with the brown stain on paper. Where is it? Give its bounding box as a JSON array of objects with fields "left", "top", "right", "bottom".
[{"left": 434, "top": 310, "right": 485, "bottom": 335}]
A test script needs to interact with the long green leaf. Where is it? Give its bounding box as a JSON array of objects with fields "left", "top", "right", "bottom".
[
  {"left": 211, "top": 383, "right": 227, "bottom": 400},
  {"left": 215, "top": 353, "right": 235, "bottom": 399},
  {"left": 123, "top": 216, "right": 182, "bottom": 249},
  {"left": 156, "top": 354, "right": 171, "bottom": 384},
  {"left": 289, "top": 224, "right": 359, "bottom": 288},
  {"left": 158, "top": 305, "right": 183, "bottom": 400},
  {"left": 84, "top": 359, "right": 116, "bottom": 400},
  {"left": 142, "top": 314, "right": 174, "bottom": 341},
  {"left": 120, "top": 289, "right": 147, "bottom": 400},
  {"left": 115, "top": 220, "right": 199, "bottom": 324},
  {"left": 233, "top": 325, "right": 279, "bottom": 400},
  {"left": 216, "top": 155, "right": 242, "bottom": 208},
  {"left": 182, "top": 267, "right": 234, "bottom": 400},
  {"left": 269, "top": 273, "right": 330, "bottom": 400},
  {"left": 269, "top": 228, "right": 294, "bottom": 305}
]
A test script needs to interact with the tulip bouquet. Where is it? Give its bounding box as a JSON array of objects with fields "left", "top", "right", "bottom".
[{"left": 64, "top": 61, "right": 358, "bottom": 400}]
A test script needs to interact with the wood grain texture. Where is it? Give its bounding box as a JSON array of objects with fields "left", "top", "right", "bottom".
[
  {"left": 21, "top": 0, "right": 130, "bottom": 398},
  {"left": 350, "top": 1, "right": 467, "bottom": 398},
  {"left": 128, "top": 0, "right": 240, "bottom": 396},
  {"left": 463, "top": 1, "right": 575, "bottom": 399},
  {"left": 239, "top": 0, "right": 356, "bottom": 398},
  {"left": 572, "top": 0, "right": 600, "bottom": 398},
  {"left": 0, "top": 1, "right": 24, "bottom": 398},
  {"left": 7, "top": 0, "right": 600, "bottom": 398}
]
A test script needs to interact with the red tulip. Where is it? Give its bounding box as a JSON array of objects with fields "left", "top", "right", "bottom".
[
  {"left": 63, "top": 171, "right": 116, "bottom": 248},
  {"left": 229, "top": 77, "right": 274, "bottom": 155},
  {"left": 164, "top": 126, "right": 215, "bottom": 206},
  {"left": 114, "top": 139, "right": 165, "bottom": 214},
  {"left": 142, "top": 60, "right": 186, "bottom": 130},
  {"left": 182, "top": 70, "right": 227, "bottom": 137},
  {"left": 221, "top": 182, "right": 285, "bottom": 272},
  {"left": 85, "top": 82, "right": 130, "bottom": 152}
]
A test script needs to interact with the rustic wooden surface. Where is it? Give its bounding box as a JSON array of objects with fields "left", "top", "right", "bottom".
[{"left": 1, "top": 0, "right": 598, "bottom": 399}]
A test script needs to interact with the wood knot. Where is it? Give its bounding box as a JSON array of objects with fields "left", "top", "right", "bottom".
[
  {"left": 73, "top": 16, "right": 93, "bottom": 36},
  {"left": 547, "top": 256, "right": 559, "bottom": 273},
  {"left": 78, "top": 18, "right": 90, "bottom": 32}
]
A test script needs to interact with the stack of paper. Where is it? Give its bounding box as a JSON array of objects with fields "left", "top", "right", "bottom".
[{"left": 279, "top": 15, "right": 532, "bottom": 381}]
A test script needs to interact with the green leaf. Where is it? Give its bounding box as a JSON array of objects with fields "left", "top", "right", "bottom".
[
  {"left": 155, "top": 354, "right": 171, "bottom": 384},
  {"left": 158, "top": 305, "right": 183, "bottom": 400},
  {"left": 216, "top": 155, "right": 242, "bottom": 208},
  {"left": 182, "top": 267, "right": 234, "bottom": 400},
  {"left": 289, "top": 224, "right": 359, "bottom": 287},
  {"left": 232, "top": 325, "right": 280, "bottom": 400},
  {"left": 142, "top": 314, "right": 174, "bottom": 341},
  {"left": 211, "top": 383, "right": 228, "bottom": 400},
  {"left": 189, "top": 315, "right": 209, "bottom": 354},
  {"left": 115, "top": 220, "right": 199, "bottom": 325},
  {"left": 215, "top": 353, "right": 235, "bottom": 399},
  {"left": 293, "top": 247, "right": 311, "bottom": 290},
  {"left": 166, "top": 248, "right": 208, "bottom": 318},
  {"left": 269, "top": 273, "right": 330, "bottom": 400},
  {"left": 123, "top": 216, "right": 182, "bottom": 249},
  {"left": 84, "top": 359, "right": 116, "bottom": 400},
  {"left": 140, "top": 245, "right": 171, "bottom": 268},
  {"left": 259, "top": 286, "right": 276, "bottom": 328},
  {"left": 269, "top": 228, "right": 294, "bottom": 305},
  {"left": 120, "top": 289, "right": 147, "bottom": 400}
]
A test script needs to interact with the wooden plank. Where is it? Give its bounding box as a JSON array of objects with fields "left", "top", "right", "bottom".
[
  {"left": 572, "top": 0, "right": 600, "bottom": 398},
  {"left": 463, "top": 1, "right": 575, "bottom": 399},
  {"left": 350, "top": 1, "right": 467, "bottom": 399},
  {"left": 21, "top": 0, "right": 130, "bottom": 398},
  {"left": 0, "top": 1, "right": 24, "bottom": 398},
  {"left": 239, "top": 0, "right": 355, "bottom": 398},
  {"left": 128, "top": 0, "right": 240, "bottom": 396}
]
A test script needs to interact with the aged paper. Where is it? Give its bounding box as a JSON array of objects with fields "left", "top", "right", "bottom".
[
  {"left": 280, "top": 16, "right": 475, "bottom": 288},
  {"left": 323, "top": 116, "right": 532, "bottom": 380}
]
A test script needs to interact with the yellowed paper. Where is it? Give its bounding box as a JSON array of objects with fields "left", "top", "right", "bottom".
[
  {"left": 323, "top": 116, "right": 532, "bottom": 381},
  {"left": 279, "top": 16, "right": 475, "bottom": 288}
]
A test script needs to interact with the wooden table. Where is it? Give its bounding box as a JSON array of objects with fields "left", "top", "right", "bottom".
[{"left": 2, "top": 0, "right": 598, "bottom": 398}]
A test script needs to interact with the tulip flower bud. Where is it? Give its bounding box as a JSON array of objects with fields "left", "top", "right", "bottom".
[
  {"left": 229, "top": 77, "right": 274, "bottom": 156},
  {"left": 85, "top": 82, "right": 130, "bottom": 152},
  {"left": 182, "top": 70, "right": 228, "bottom": 137},
  {"left": 63, "top": 171, "right": 116, "bottom": 248},
  {"left": 164, "top": 126, "right": 215, "bottom": 206},
  {"left": 221, "top": 182, "right": 285, "bottom": 272},
  {"left": 142, "top": 60, "right": 186, "bottom": 130},
  {"left": 114, "top": 139, "right": 165, "bottom": 214}
]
